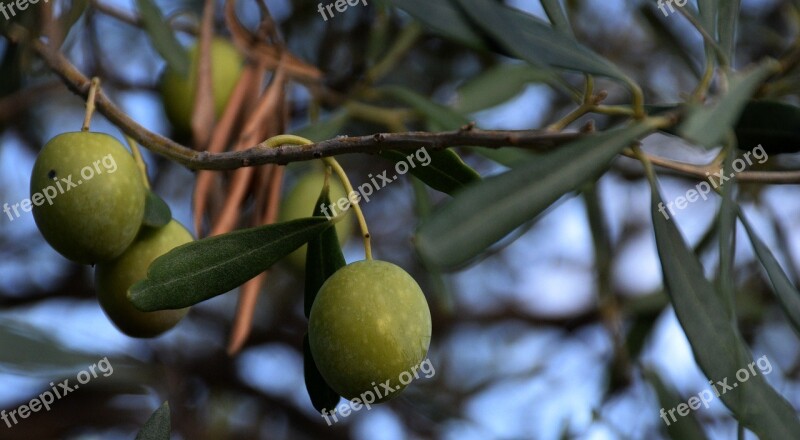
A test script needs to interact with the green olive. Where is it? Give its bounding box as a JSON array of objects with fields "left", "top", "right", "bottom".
[
  {"left": 94, "top": 220, "right": 193, "bottom": 338},
  {"left": 279, "top": 171, "right": 352, "bottom": 270},
  {"left": 30, "top": 132, "right": 146, "bottom": 265},
  {"left": 308, "top": 260, "right": 432, "bottom": 402},
  {"left": 160, "top": 38, "right": 243, "bottom": 134}
]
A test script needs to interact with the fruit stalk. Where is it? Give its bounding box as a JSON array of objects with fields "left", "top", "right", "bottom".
[
  {"left": 262, "top": 134, "right": 373, "bottom": 260},
  {"left": 82, "top": 77, "right": 101, "bottom": 132}
]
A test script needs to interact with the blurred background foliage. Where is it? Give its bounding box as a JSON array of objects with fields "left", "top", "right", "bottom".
[{"left": 1, "top": 0, "right": 800, "bottom": 439}]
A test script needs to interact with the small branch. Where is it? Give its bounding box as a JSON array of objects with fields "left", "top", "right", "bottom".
[
  {"left": 32, "top": 37, "right": 582, "bottom": 166},
  {"left": 31, "top": 37, "right": 800, "bottom": 183}
]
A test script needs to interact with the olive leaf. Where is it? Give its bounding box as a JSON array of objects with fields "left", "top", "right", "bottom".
[
  {"left": 718, "top": 0, "right": 741, "bottom": 65},
  {"left": 379, "top": 85, "right": 469, "bottom": 131},
  {"left": 679, "top": 60, "right": 779, "bottom": 147},
  {"left": 141, "top": 191, "right": 172, "bottom": 229},
  {"left": 293, "top": 111, "right": 350, "bottom": 143},
  {"left": 540, "top": 0, "right": 573, "bottom": 36},
  {"left": 304, "top": 179, "right": 346, "bottom": 317},
  {"left": 738, "top": 208, "right": 800, "bottom": 335},
  {"left": 715, "top": 143, "right": 737, "bottom": 319},
  {"left": 135, "top": 0, "right": 190, "bottom": 77},
  {"left": 377, "top": 86, "right": 481, "bottom": 194},
  {"left": 303, "top": 333, "right": 341, "bottom": 414},
  {"left": 378, "top": 149, "right": 480, "bottom": 196},
  {"left": 416, "top": 121, "right": 658, "bottom": 269},
  {"left": 644, "top": 370, "right": 709, "bottom": 440},
  {"left": 301, "top": 88, "right": 482, "bottom": 196},
  {"left": 647, "top": 175, "right": 800, "bottom": 439},
  {"left": 0, "top": 319, "right": 113, "bottom": 375},
  {"left": 129, "top": 218, "right": 332, "bottom": 311},
  {"left": 455, "top": 64, "right": 577, "bottom": 114},
  {"left": 387, "top": 0, "right": 488, "bottom": 51},
  {"left": 453, "top": 0, "right": 629, "bottom": 81},
  {"left": 135, "top": 401, "right": 170, "bottom": 440}
]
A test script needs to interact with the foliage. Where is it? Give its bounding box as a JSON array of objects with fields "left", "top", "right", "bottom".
[{"left": 2, "top": 0, "right": 800, "bottom": 438}]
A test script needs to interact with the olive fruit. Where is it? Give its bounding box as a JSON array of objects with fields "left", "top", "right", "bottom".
[
  {"left": 279, "top": 171, "right": 352, "bottom": 269},
  {"left": 30, "top": 132, "right": 146, "bottom": 264},
  {"left": 94, "top": 220, "right": 193, "bottom": 338},
  {"left": 160, "top": 38, "right": 243, "bottom": 134},
  {"left": 308, "top": 260, "right": 432, "bottom": 402}
]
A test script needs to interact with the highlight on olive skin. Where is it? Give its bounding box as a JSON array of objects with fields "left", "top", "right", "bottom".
[
  {"left": 94, "top": 220, "right": 193, "bottom": 338},
  {"left": 308, "top": 259, "right": 432, "bottom": 402},
  {"left": 29, "top": 131, "right": 146, "bottom": 265}
]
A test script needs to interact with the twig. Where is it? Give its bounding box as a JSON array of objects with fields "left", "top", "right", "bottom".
[{"left": 30, "top": 37, "right": 800, "bottom": 183}]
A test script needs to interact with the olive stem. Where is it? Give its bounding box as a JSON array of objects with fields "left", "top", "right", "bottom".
[
  {"left": 81, "top": 77, "right": 101, "bottom": 132},
  {"left": 260, "top": 134, "right": 373, "bottom": 261},
  {"left": 124, "top": 135, "right": 151, "bottom": 190},
  {"left": 322, "top": 156, "right": 373, "bottom": 261}
]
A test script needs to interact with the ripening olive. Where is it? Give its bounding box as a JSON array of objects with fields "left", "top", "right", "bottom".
[
  {"left": 308, "top": 260, "right": 432, "bottom": 402},
  {"left": 94, "top": 220, "right": 193, "bottom": 338},
  {"left": 160, "top": 38, "right": 243, "bottom": 134},
  {"left": 279, "top": 171, "right": 352, "bottom": 269},
  {"left": 30, "top": 132, "right": 146, "bottom": 264}
]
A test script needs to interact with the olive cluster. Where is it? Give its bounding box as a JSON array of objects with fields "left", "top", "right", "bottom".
[{"left": 30, "top": 132, "right": 191, "bottom": 338}]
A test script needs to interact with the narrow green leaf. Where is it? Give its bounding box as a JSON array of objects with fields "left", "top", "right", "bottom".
[
  {"left": 380, "top": 85, "right": 469, "bottom": 131},
  {"left": 716, "top": 141, "right": 737, "bottom": 320},
  {"left": 540, "top": 0, "right": 572, "bottom": 36},
  {"left": 293, "top": 111, "right": 350, "bottom": 143},
  {"left": 734, "top": 100, "right": 800, "bottom": 154},
  {"left": 303, "top": 334, "right": 341, "bottom": 413},
  {"left": 648, "top": 177, "right": 800, "bottom": 439},
  {"left": 718, "top": 0, "right": 741, "bottom": 66},
  {"left": 135, "top": 402, "right": 170, "bottom": 440},
  {"left": 141, "top": 191, "right": 172, "bottom": 229},
  {"left": 387, "top": 0, "right": 487, "bottom": 50},
  {"left": 59, "top": 0, "right": 89, "bottom": 44},
  {"left": 679, "top": 60, "right": 780, "bottom": 147},
  {"left": 696, "top": 0, "right": 717, "bottom": 40},
  {"left": 739, "top": 209, "right": 800, "bottom": 334},
  {"left": 375, "top": 86, "right": 482, "bottom": 194},
  {"left": 0, "top": 319, "right": 113, "bottom": 375},
  {"left": 411, "top": 178, "right": 454, "bottom": 311},
  {"left": 453, "top": 0, "right": 628, "bottom": 81},
  {"left": 305, "top": 180, "right": 346, "bottom": 317},
  {"left": 637, "top": 5, "right": 702, "bottom": 79},
  {"left": 417, "top": 121, "right": 657, "bottom": 269},
  {"left": 644, "top": 370, "right": 709, "bottom": 440},
  {"left": 470, "top": 147, "right": 535, "bottom": 168},
  {"left": 455, "top": 64, "right": 576, "bottom": 113},
  {"left": 378, "top": 149, "right": 480, "bottom": 196},
  {"left": 625, "top": 308, "right": 664, "bottom": 360},
  {"left": 136, "top": 0, "right": 190, "bottom": 77},
  {"left": 130, "top": 218, "right": 332, "bottom": 311}
]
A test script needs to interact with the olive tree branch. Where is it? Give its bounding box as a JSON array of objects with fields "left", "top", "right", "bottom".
[
  {"left": 32, "top": 39, "right": 581, "bottom": 165},
  {"left": 30, "top": 38, "right": 800, "bottom": 183}
]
